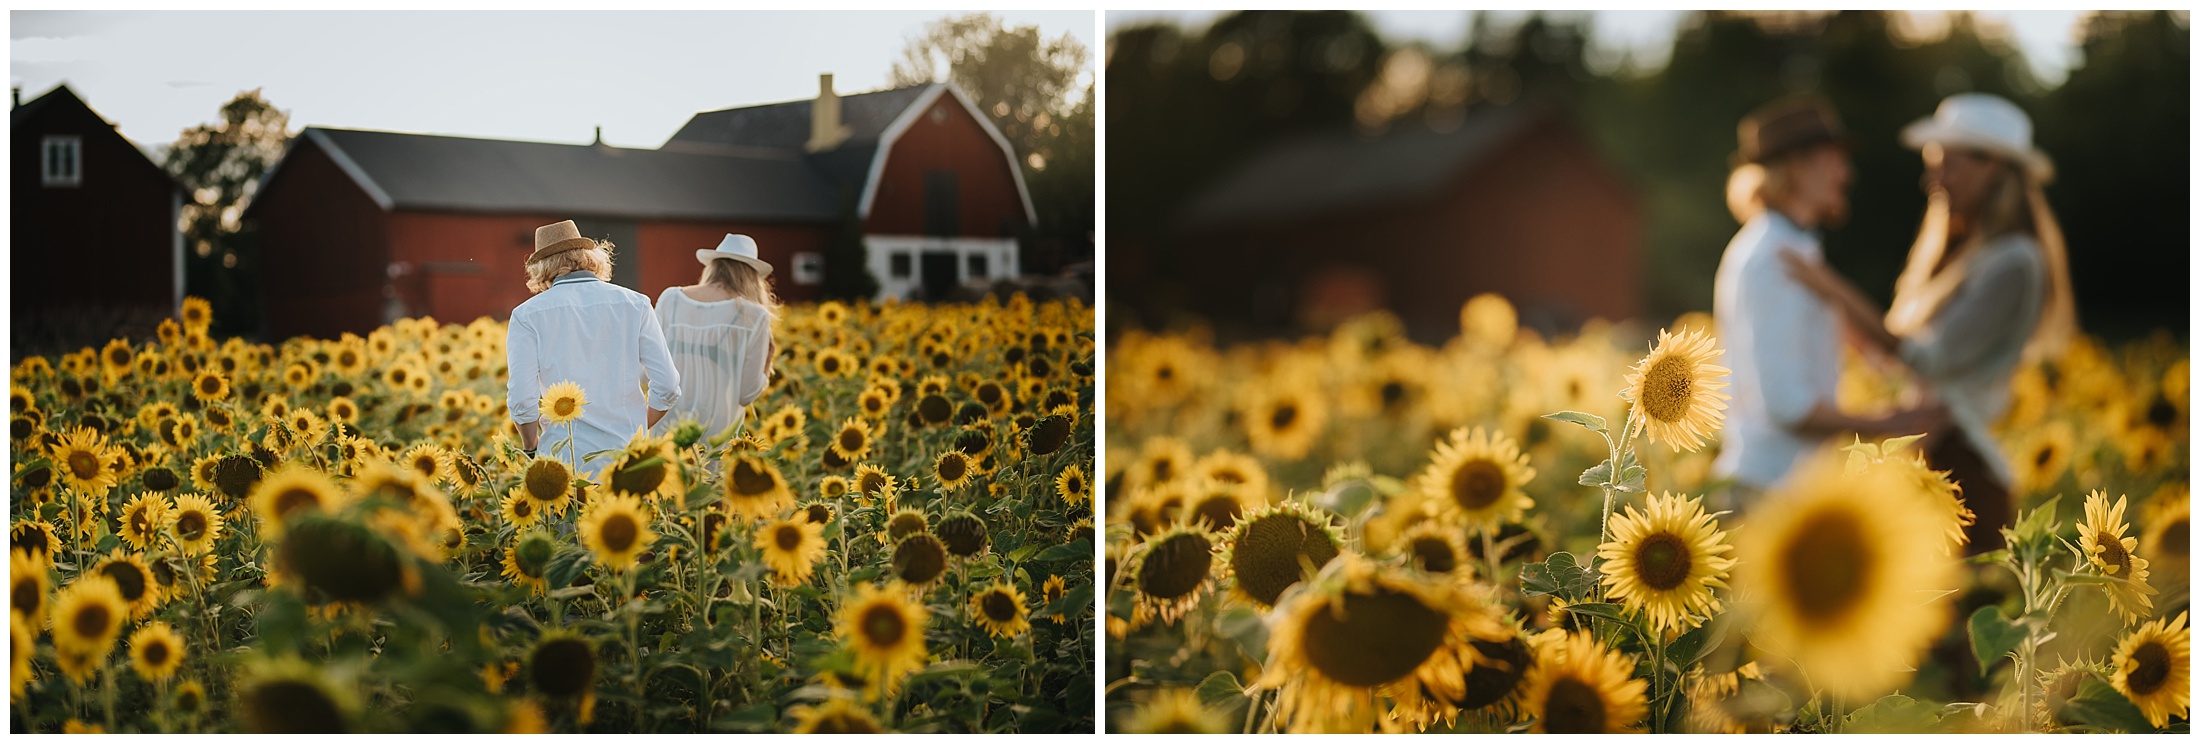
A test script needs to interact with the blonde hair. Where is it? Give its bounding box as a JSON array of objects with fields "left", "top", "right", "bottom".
[
  {"left": 1885, "top": 161, "right": 2075, "bottom": 363},
  {"left": 701, "top": 258, "right": 780, "bottom": 313},
  {"left": 525, "top": 240, "right": 615, "bottom": 293},
  {"left": 1726, "top": 158, "right": 1800, "bottom": 224}
]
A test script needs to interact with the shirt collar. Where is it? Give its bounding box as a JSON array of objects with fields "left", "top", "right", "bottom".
[{"left": 551, "top": 272, "right": 602, "bottom": 287}]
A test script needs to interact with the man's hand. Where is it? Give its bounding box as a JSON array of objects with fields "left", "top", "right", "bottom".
[
  {"left": 516, "top": 420, "right": 542, "bottom": 453},
  {"left": 648, "top": 407, "right": 667, "bottom": 428}
]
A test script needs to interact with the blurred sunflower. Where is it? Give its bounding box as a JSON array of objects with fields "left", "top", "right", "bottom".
[
  {"left": 1041, "top": 574, "right": 1070, "bottom": 625},
  {"left": 721, "top": 455, "right": 794, "bottom": 521},
  {"left": 47, "top": 576, "right": 125, "bottom": 656},
  {"left": 889, "top": 533, "right": 950, "bottom": 589},
  {"left": 1596, "top": 491, "right": 1734, "bottom": 633},
  {"left": 250, "top": 463, "right": 348, "bottom": 538},
  {"left": 91, "top": 551, "right": 162, "bottom": 618},
  {"left": 11, "top": 550, "right": 48, "bottom": 625},
  {"left": 1218, "top": 500, "right": 1342, "bottom": 609},
  {"left": 127, "top": 621, "right": 185, "bottom": 682},
  {"left": 1520, "top": 630, "right": 1649, "bottom": 733},
  {"left": 604, "top": 434, "right": 680, "bottom": 503},
  {"left": 756, "top": 517, "right": 825, "bottom": 587},
  {"left": 1732, "top": 452, "right": 1957, "bottom": 699},
  {"left": 2014, "top": 420, "right": 2076, "bottom": 495},
  {"left": 49, "top": 426, "right": 117, "bottom": 496},
  {"left": 1242, "top": 376, "right": 1327, "bottom": 462},
  {"left": 1397, "top": 521, "right": 1471, "bottom": 579},
  {"left": 11, "top": 620, "right": 33, "bottom": 698},
  {"left": 11, "top": 521, "right": 58, "bottom": 566},
  {"left": 1412, "top": 427, "right": 1536, "bottom": 529},
  {"left": 237, "top": 657, "right": 357, "bottom": 733},
  {"left": 2139, "top": 485, "right": 2188, "bottom": 589},
  {"left": 577, "top": 494, "right": 655, "bottom": 573},
  {"left": 882, "top": 509, "right": 929, "bottom": 545},
  {"left": 520, "top": 456, "right": 571, "bottom": 510},
  {"left": 169, "top": 493, "right": 224, "bottom": 555},
  {"left": 970, "top": 581, "right": 1031, "bottom": 639},
  {"left": 837, "top": 583, "right": 928, "bottom": 696},
  {"left": 829, "top": 417, "right": 873, "bottom": 462},
  {"left": 399, "top": 443, "right": 452, "bottom": 485},
  {"left": 538, "top": 381, "right": 587, "bottom": 424},
  {"left": 118, "top": 493, "right": 173, "bottom": 552},
  {"left": 500, "top": 489, "right": 543, "bottom": 528},
  {"left": 933, "top": 450, "right": 975, "bottom": 492},
  {"left": 2109, "top": 610, "right": 2190, "bottom": 729},
  {"left": 1621, "top": 327, "right": 1730, "bottom": 452},
  {"left": 2079, "top": 490, "right": 2157, "bottom": 625},
  {"left": 936, "top": 512, "right": 990, "bottom": 559},
  {"left": 788, "top": 695, "right": 887, "bottom": 733},
  {"left": 1116, "top": 687, "right": 1228, "bottom": 734},
  {"left": 852, "top": 464, "right": 896, "bottom": 507},
  {"left": 1125, "top": 524, "right": 1216, "bottom": 626},
  {"left": 190, "top": 370, "right": 230, "bottom": 404},
  {"left": 502, "top": 530, "right": 557, "bottom": 595}
]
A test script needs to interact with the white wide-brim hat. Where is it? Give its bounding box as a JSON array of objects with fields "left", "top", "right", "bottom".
[
  {"left": 1901, "top": 92, "right": 2054, "bottom": 182},
  {"left": 695, "top": 234, "right": 772, "bottom": 276}
]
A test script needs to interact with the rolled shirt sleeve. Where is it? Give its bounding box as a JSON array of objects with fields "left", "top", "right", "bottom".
[
  {"left": 638, "top": 297, "right": 682, "bottom": 412},
  {"left": 505, "top": 313, "right": 542, "bottom": 425}
]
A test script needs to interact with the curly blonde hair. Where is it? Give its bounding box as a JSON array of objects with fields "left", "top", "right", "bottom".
[{"left": 525, "top": 240, "right": 616, "bottom": 293}]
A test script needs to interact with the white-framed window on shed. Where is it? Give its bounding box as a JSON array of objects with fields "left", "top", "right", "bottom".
[
  {"left": 42, "top": 135, "right": 82, "bottom": 187},
  {"left": 792, "top": 252, "right": 824, "bottom": 285}
]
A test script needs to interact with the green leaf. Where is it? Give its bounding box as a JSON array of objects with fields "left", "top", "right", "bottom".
[
  {"left": 1542, "top": 411, "right": 1608, "bottom": 433},
  {"left": 1578, "top": 460, "right": 1615, "bottom": 488},
  {"left": 1615, "top": 465, "right": 1646, "bottom": 494},
  {"left": 2062, "top": 677, "right": 2158, "bottom": 733},
  {"left": 545, "top": 546, "right": 592, "bottom": 589},
  {"left": 1844, "top": 693, "right": 1939, "bottom": 733},
  {"left": 1519, "top": 552, "right": 1599, "bottom": 601},
  {"left": 1966, "top": 605, "right": 2025, "bottom": 678},
  {"left": 2012, "top": 495, "right": 2063, "bottom": 544},
  {"left": 1035, "top": 538, "right": 1091, "bottom": 564},
  {"left": 1668, "top": 615, "right": 1728, "bottom": 668},
  {"left": 1879, "top": 433, "right": 1928, "bottom": 456},
  {"left": 1193, "top": 670, "right": 1244, "bottom": 708}
]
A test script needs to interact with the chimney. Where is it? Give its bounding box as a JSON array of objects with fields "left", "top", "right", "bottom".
[
  {"left": 10, "top": 87, "right": 18, "bottom": 109},
  {"left": 593, "top": 126, "right": 603, "bottom": 146},
  {"left": 806, "top": 73, "right": 849, "bottom": 152}
]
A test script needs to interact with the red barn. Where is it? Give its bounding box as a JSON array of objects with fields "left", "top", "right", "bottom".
[
  {"left": 1170, "top": 102, "right": 1641, "bottom": 341},
  {"left": 11, "top": 84, "right": 184, "bottom": 341},
  {"left": 247, "top": 75, "right": 1034, "bottom": 340}
]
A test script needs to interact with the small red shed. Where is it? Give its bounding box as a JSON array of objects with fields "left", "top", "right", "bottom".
[{"left": 11, "top": 84, "right": 185, "bottom": 338}]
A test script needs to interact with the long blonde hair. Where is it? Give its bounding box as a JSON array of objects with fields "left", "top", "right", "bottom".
[
  {"left": 701, "top": 258, "right": 780, "bottom": 313},
  {"left": 1885, "top": 161, "right": 2075, "bottom": 363}
]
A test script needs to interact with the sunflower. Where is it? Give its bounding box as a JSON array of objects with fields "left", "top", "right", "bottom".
[
  {"left": 604, "top": 432, "right": 682, "bottom": 503},
  {"left": 274, "top": 516, "right": 412, "bottom": 603},
  {"left": 1217, "top": 500, "right": 1343, "bottom": 609},
  {"left": 519, "top": 456, "right": 571, "bottom": 509},
  {"left": 1056, "top": 464, "right": 1090, "bottom": 505},
  {"left": 502, "top": 530, "right": 557, "bottom": 596},
  {"left": 969, "top": 581, "right": 1031, "bottom": 639},
  {"left": 721, "top": 455, "right": 795, "bottom": 521},
  {"left": 2140, "top": 486, "right": 2188, "bottom": 588},
  {"left": 1125, "top": 524, "right": 1217, "bottom": 626},
  {"left": 250, "top": 463, "right": 348, "bottom": 538},
  {"left": 11, "top": 521, "right": 58, "bottom": 566},
  {"left": 1520, "top": 630, "right": 1650, "bottom": 733},
  {"left": 538, "top": 381, "right": 587, "bottom": 424},
  {"left": 1397, "top": 520, "right": 1472, "bottom": 579},
  {"left": 1596, "top": 491, "right": 1734, "bottom": 633},
  {"left": 789, "top": 695, "right": 888, "bottom": 733},
  {"left": 49, "top": 426, "right": 117, "bottom": 496},
  {"left": 500, "top": 488, "right": 544, "bottom": 528},
  {"left": 890, "top": 533, "right": 950, "bottom": 589},
  {"left": 91, "top": 551, "right": 162, "bottom": 618},
  {"left": 1732, "top": 451, "right": 1957, "bottom": 699},
  {"left": 1253, "top": 555, "right": 1509, "bottom": 733},
  {"left": 399, "top": 443, "right": 452, "bottom": 485},
  {"left": 189, "top": 371, "right": 230, "bottom": 404},
  {"left": 286, "top": 409, "right": 328, "bottom": 450},
  {"left": 1115, "top": 687, "right": 1229, "bottom": 734},
  {"left": 1412, "top": 427, "right": 1536, "bottom": 529},
  {"left": 1621, "top": 327, "right": 1731, "bottom": 452},
  {"left": 1242, "top": 376, "right": 1327, "bottom": 462},
  {"left": 933, "top": 450, "right": 976, "bottom": 492},
  {"left": 2110, "top": 611, "right": 2190, "bottom": 729},
  {"left": 1041, "top": 574, "right": 1070, "bottom": 625},
  {"left": 2014, "top": 420, "right": 2075, "bottom": 494},
  {"left": 2079, "top": 490, "right": 2157, "bottom": 625},
  {"left": 936, "top": 512, "right": 989, "bottom": 559},
  {"left": 828, "top": 417, "right": 874, "bottom": 462},
  {"left": 117, "top": 492, "right": 173, "bottom": 552},
  {"left": 127, "top": 620, "right": 185, "bottom": 682},
  {"left": 577, "top": 494, "right": 655, "bottom": 573},
  {"left": 169, "top": 493, "right": 224, "bottom": 555},
  {"left": 837, "top": 583, "right": 929, "bottom": 695},
  {"left": 11, "top": 550, "right": 48, "bottom": 625},
  {"left": 857, "top": 387, "right": 894, "bottom": 420},
  {"left": 100, "top": 338, "right": 134, "bottom": 379},
  {"left": 239, "top": 657, "right": 356, "bottom": 733},
  {"left": 756, "top": 516, "right": 826, "bottom": 587},
  {"left": 1181, "top": 480, "right": 1250, "bottom": 533},
  {"left": 48, "top": 576, "right": 125, "bottom": 656},
  {"left": 882, "top": 509, "right": 929, "bottom": 545},
  {"left": 326, "top": 396, "right": 360, "bottom": 425}
]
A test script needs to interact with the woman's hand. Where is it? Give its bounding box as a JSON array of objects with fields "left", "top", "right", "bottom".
[{"left": 1778, "top": 249, "right": 1902, "bottom": 355}]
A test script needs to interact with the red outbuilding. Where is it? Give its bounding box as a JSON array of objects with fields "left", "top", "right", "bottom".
[{"left": 247, "top": 75, "right": 1034, "bottom": 340}]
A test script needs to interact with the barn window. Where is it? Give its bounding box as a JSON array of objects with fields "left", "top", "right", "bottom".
[
  {"left": 889, "top": 252, "right": 912, "bottom": 279},
  {"left": 967, "top": 253, "right": 989, "bottom": 279},
  {"left": 924, "top": 169, "right": 959, "bottom": 236},
  {"left": 792, "top": 252, "right": 824, "bottom": 285},
  {"left": 41, "top": 136, "right": 82, "bottom": 187}
]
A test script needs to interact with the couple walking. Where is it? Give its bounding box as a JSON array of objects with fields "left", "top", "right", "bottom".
[
  {"left": 503, "top": 223, "right": 780, "bottom": 475},
  {"left": 1714, "top": 92, "right": 2076, "bottom": 554}
]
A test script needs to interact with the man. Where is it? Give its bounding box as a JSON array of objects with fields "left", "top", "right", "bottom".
[
  {"left": 506, "top": 220, "right": 681, "bottom": 475},
  {"left": 1711, "top": 95, "right": 1942, "bottom": 506}
]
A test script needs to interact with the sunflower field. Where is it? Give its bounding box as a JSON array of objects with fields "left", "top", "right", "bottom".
[
  {"left": 1102, "top": 294, "right": 2188, "bottom": 734},
  {"left": 9, "top": 294, "right": 1097, "bottom": 733}
]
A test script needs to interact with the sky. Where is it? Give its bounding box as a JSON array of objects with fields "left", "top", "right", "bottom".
[
  {"left": 10, "top": 10, "right": 1096, "bottom": 151},
  {"left": 1107, "top": 10, "right": 2102, "bottom": 85}
]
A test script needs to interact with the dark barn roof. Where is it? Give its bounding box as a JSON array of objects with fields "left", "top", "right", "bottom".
[
  {"left": 663, "top": 84, "right": 934, "bottom": 189},
  {"left": 1180, "top": 103, "right": 1550, "bottom": 231},
  {"left": 255, "top": 127, "right": 840, "bottom": 222}
]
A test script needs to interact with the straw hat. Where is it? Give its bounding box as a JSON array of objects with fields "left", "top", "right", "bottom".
[
  {"left": 1901, "top": 93, "right": 2054, "bottom": 181},
  {"left": 695, "top": 234, "right": 772, "bottom": 277},
  {"left": 529, "top": 220, "right": 596, "bottom": 263}
]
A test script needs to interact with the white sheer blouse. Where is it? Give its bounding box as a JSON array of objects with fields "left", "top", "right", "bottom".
[{"left": 653, "top": 287, "right": 774, "bottom": 439}]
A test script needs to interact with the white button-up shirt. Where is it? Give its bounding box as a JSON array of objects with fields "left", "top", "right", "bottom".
[
  {"left": 1711, "top": 211, "right": 1840, "bottom": 490},
  {"left": 506, "top": 272, "right": 681, "bottom": 476}
]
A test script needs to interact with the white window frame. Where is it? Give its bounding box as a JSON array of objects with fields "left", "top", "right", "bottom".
[
  {"left": 42, "top": 135, "right": 82, "bottom": 187},
  {"left": 791, "top": 251, "right": 825, "bottom": 285}
]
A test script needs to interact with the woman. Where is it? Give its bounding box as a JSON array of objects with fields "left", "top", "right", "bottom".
[
  {"left": 654, "top": 234, "right": 778, "bottom": 440},
  {"left": 1782, "top": 93, "right": 2077, "bottom": 552}
]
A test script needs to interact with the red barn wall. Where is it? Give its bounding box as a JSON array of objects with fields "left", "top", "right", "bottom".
[
  {"left": 11, "top": 97, "right": 177, "bottom": 317},
  {"left": 865, "top": 93, "right": 1029, "bottom": 238},
  {"left": 252, "top": 140, "right": 390, "bottom": 341}
]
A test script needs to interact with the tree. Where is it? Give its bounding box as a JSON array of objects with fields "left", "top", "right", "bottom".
[
  {"left": 890, "top": 13, "right": 1095, "bottom": 275},
  {"left": 164, "top": 89, "right": 292, "bottom": 338}
]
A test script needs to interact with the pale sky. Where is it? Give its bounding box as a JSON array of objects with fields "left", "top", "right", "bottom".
[
  {"left": 1108, "top": 10, "right": 2109, "bottom": 86},
  {"left": 10, "top": 10, "right": 1097, "bottom": 152}
]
